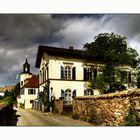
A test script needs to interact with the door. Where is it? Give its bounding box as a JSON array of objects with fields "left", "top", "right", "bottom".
[{"left": 64, "top": 89, "right": 72, "bottom": 105}]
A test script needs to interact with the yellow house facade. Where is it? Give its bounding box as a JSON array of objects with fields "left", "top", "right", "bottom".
[{"left": 35, "top": 45, "right": 137, "bottom": 106}]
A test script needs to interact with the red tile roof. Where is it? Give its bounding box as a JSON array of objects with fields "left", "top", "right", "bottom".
[{"left": 23, "top": 75, "right": 39, "bottom": 88}]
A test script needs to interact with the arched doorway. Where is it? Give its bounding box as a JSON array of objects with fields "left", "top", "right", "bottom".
[{"left": 64, "top": 89, "right": 72, "bottom": 105}]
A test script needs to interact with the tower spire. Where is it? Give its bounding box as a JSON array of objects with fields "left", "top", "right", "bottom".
[{"left": 23, "top": 56, "right": 30, "bottom": 73}]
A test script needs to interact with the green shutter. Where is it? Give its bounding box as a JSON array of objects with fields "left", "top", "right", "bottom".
[
  {"left": 72, "top": 67, "right": 76, "bottom": 80},
  {"left": 61, "top": 89, "right": 64, "bottom": 98},
  {"left": 61, "top": 66, "right": 64, "bottom": 79}
]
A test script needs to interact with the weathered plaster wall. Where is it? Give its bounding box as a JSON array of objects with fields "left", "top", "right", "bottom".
[{"left": 73, "top": 90, "right": 140, "bottom": 126}]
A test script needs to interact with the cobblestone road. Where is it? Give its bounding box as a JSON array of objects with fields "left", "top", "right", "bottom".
[{"left": 11, "top": 108, "right": 92, "bottom": 126}]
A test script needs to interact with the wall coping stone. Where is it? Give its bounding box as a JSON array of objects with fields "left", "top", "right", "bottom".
[{"left": 74, "top": 89, "right": 140, "bottom": 100}]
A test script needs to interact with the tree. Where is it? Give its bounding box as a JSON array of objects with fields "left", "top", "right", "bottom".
[
  {"left": 90, "top": 74, "right": 107, "bottom": 93},
  {"left": 84, "top": 33, "right": 139, "bottom": 67},
  {"left": 38, "top": 80, "right": 51, "bottom": 112},
  {"left": 83, "top": 33, "right": 139, "bottom": 93}
]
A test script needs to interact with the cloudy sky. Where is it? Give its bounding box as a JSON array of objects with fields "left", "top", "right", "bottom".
[{"left": 0, "top": 14, "right": 140, "bottom": 86}]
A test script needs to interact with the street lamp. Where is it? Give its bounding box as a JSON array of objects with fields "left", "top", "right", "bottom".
[
  {"left": 50, "top": 87, "right": 54, "bottom": 113},
  {"left": 50, "top": 87, "right": 53, "bottom": 93}
]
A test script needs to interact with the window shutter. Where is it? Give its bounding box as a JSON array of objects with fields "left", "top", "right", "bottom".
[
  {"left": 84, "top": 90, "right": 87, "bottom": 96},
  {"left": 84, "top": 68, "right": 87, "bottom": 80},
  {"left": 61, "top": 89, "right": 64, "bottom": 98},
  {"left": 72, "top": 90, "right": 76, "bottom": 97},
  {"left": 72, "top": 67, "right": 76, "bottom": 80},
  {"left": 61, "top": 66, "right": 64, "bottom": 79}
]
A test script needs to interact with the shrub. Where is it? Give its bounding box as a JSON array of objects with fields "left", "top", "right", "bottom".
[
  {"left": 125, "top": 107, "right": 140, "bottom": 126},
  {"left": 19, "top": 103, "right": 24, "bottom": 108},
  {"left": 2, "top": 96, "right": 13, "bottom": 106},
  {"left": 88, "top": 108, "right": 102, "bottom": 125}
]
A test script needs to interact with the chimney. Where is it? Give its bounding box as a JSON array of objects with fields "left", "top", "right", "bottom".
[{"left": 69, "top": 46, "right": 74, "bottom": 50}]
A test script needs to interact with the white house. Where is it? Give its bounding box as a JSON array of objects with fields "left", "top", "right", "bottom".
[
  {"left": 17, "top": 58, "right": 39, "bottom": 109},
  {"left": 35, "top": 45, "right": 137, "bottom": 106}
]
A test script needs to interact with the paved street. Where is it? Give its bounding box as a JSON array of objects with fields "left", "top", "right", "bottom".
[{"left": 11, "top": 107, "right": 92, "bottom": 126}]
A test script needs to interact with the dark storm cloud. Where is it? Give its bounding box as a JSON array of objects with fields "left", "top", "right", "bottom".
[
  {"left": 52, "top": 14, "right": 104, "bottom": 20},
  {"left": 54, "top": 14, "right": 140, "bottom": 51},
  {"left": 0, "top": 15, "right": 54, "bottom": 49},
  {"left": 0, "top": 14, "right": 56, "bottom": 86},
  {"left": 96, "top": 14, "right": 140, "bottom": 52},
  {"left": 99, "top": 14, "right": 140, "bottom": 38}
]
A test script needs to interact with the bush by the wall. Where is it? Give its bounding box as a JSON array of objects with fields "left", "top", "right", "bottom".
[{"left": 125, "top": 107, "right": 140, "bottom": 126}]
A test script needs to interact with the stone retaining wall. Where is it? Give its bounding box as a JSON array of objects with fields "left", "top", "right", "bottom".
[
  {"left": 52, "top": 99, "right": 63, "bottom": 114},
  {"left": 73, "top": 89, "right": 140, "bottom": 126}
]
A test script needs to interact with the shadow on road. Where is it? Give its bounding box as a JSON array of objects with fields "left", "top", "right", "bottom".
[{"left": 10, "top": 109, "right": 20, "bottom": 126}]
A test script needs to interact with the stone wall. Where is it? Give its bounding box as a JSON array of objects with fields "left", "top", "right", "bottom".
[
  {"left": 52, "top": 99, "right": 63, "bottom": 114},
  {"left": 73, "top": 89, "right": 140, "bottom": 126}
]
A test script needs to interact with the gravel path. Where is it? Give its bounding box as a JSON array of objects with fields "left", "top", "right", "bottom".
[{"left": 12, "top": 108, "right": 92, "bottom": 126}]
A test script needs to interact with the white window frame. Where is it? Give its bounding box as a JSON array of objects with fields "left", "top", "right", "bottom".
[{"left": 65, "top": 66, "right": 72, "bottom": 79}]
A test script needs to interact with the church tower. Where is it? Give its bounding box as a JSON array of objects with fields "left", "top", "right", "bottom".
[
  {"left": 23, "top": 58, "right": 30, "bottom": 73},
  {"left": 20, "top": 57, "right": 32, "bottom": 88}
]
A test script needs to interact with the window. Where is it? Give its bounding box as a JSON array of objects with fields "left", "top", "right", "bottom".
[
  {"left": 87, "top": 68, "right": 92, "bottom": 80},
  {"left": 84, "top": 89, "right": 94, "bottom": 96},
  {"left": 65, "top": 66, "right": 71, "bottom": 79},
  {"left": 28, "top": 89, "right": 36, "bottom": 95},
  {"left": 20, "top": 88, "right": 24, "bottom": 95},
  {"left": 84, "top": 67, "right": 93, "bottom": 81},
  {"left": 30, "top": 100, "right": 34, "bottom": 104},
  {"left": 21, "top": 81, "right": 23, "bottom": 86},
  {"left": 61, "top": 65, "right": 76, "bottom": 80},
  {"left": 120, "top": 71, "right": 127, "bottom": 82},
  {"left": 25, "top": 67, "right": 28, "bottom": 72}
]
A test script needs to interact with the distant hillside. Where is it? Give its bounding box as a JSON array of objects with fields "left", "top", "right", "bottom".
[{"left": 0, "top": 85, "right": 15, "bottom": 92}]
